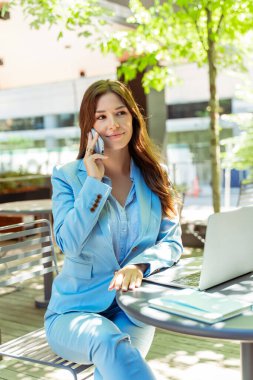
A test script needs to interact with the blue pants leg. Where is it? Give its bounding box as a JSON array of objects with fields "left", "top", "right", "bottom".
[
  {"left": 45, "top": 310, "right": 156, "bottom": 380},
  {"left": 111, "top": 308, "right": 155, "bottom": 357},
  {"left": 93, "top": 309, "right": 155, "bottom": 380}
]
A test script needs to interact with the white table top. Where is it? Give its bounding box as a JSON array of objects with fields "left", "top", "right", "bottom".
[
  {"left": 0, "top": 199, "right": 52, "bottom": 215},
  {"left": 116, "top": 258, "right": 253, "bottom": 341}
]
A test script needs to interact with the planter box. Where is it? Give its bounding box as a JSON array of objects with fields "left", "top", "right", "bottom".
[
  {"left": 0, "top": 174, "right": 51, "bottom": 203},
  {"left": 0, "top": 215, "right": 23, "bottom": 230},
  {"left": 0, "top": 187, "right": 51, "bottom": 204},
  {"left": 0, "top": 175, "right": 52, "bottom": 226}
]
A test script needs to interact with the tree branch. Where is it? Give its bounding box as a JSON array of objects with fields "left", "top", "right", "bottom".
[
  {"left": 214, "top": 0, "right": 226, "bottom": 36},
  {"left": 183, "top": 5, "right": 207, "bottom": 51}
]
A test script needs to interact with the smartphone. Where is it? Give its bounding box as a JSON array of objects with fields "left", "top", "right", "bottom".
[{"left": 91, "top": 129, "right": 104, "bottom": 154}]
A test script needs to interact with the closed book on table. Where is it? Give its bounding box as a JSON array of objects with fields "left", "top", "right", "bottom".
[{"left": 148, "top": 289, "right": 251, "bottom": 324}]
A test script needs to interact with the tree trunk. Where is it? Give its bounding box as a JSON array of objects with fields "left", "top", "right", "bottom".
[{"left": 207, "top": 9, "right": 221, "bottom": 213}]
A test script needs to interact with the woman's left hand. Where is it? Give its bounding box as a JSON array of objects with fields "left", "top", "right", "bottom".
[{"left": 108, "top": 264, "right": 147, "bottom": 292}]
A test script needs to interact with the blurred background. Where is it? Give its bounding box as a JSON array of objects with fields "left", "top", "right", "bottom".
[{"left": 1, "top": 1, "right": 253, "bottom": 209}]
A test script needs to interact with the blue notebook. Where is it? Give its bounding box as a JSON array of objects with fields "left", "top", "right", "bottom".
[{"left": 148, "top": 289, "right": 251, "bottom": 324}]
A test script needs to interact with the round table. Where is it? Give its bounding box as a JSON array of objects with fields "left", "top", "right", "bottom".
[{"left": 116, "top": 262, "right": 253, "bottom": 380}]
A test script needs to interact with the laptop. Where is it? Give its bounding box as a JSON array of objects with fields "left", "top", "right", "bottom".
[{"left": 147, "top": 206, "right": 253, "bottom": 291}]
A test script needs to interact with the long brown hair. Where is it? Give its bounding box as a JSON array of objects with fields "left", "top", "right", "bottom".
[{"left": 77, "top": 79, "right": 177, "bottom": 218}]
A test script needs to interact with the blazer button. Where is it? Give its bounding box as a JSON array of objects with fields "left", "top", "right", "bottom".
[
  {"left": 97, "top": 194, "right": 102, "bottom": 199},
  {"left": 90, "top": 207, "right": 96, "bottom": 212}
]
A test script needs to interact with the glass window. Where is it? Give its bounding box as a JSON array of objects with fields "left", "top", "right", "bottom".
[
  {"left": 167, "top": 99, "right": 232, "bottom": 119},
  {"left": 57, "top": 113, "right": 75, "bottom": 128},
  {"left": 0, "top": 117, "right": 44, "bottom": 131}
]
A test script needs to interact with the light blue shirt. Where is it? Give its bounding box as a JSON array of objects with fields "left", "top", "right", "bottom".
[{"left": 103, "top": 165, "right": 139, "bottom": 264}]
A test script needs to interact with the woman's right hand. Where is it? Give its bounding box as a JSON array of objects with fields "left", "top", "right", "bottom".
[{"left": 83, "top": 131, "right": 108, "bottom": 181}]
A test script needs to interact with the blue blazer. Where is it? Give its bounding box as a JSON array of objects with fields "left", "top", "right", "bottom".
[{"left": 46, "top": 159, "right": 183, "bottom": 315}]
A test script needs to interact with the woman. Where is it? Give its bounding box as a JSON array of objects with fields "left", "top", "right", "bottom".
[{"left": 45, "top": 79, "right": 183, "bottom": 380}]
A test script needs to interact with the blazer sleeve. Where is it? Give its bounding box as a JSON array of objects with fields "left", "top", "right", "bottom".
[
  {"left": 52, "top": 166, "right": 112, "bottom": 256},
  {"left": 126, "top": 216, "right": 183, "bottom": 276}
]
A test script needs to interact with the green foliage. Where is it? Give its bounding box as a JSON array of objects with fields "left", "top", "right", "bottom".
[
  {"left": 103, "top": 0, "right": 253, "bottom": 90},
  {"left": 9, "top": 0, "right": 253, "bottom": 92},
  {"left": 0, "top": 137, "right": 34, "bottom": 151},
  {"left": 12, "top": 0, "right": 253, "bottom": 91},
  {"left": 221, "top": 114, "right": 253, "bottom": 177},
  {"left": 10, "top": 0, "right": 112, "bottom": 36},
  {"left": 0, "top": 2, "right": 9, "bottom": 17}
]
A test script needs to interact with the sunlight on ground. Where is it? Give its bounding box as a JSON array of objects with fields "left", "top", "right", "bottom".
[
  {"left": 146, "top": 330, "right": 240, "bottom": 380},
  {"left": 0, "top": 343, "right": 240, "bottom": 380},
  {"left": 149, "top": 358, "right": 240, "bottom": 380},
  {"left": 182, "top": 247, "right": 203, "bottom": 257}
]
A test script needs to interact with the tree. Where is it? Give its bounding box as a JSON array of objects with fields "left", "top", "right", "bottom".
[
  {"left": 99, "top": 0, "right": 253, "bottom": 212},
  {"left": 5, "top": 0, "right": 253, "bottom": 211}
]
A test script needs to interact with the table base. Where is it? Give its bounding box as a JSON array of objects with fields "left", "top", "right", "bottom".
[
  {"left": 241, "top": 342, "right": 253, "bottom": 380},
  {"left": 35, "top": 296, "right": 50, "bottom": 309}
]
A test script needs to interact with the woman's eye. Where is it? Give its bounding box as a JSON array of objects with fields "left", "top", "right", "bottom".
[
  {"left": 117, "top": 111, "right": 126, "bottom": 116},
  {"left": 97, "top": 115, "right": 105, "bottom": 120}
]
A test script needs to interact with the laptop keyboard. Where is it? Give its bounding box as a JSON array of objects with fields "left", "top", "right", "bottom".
[{"left": 171, "top": 271, "right": 201, "bottom": 287}]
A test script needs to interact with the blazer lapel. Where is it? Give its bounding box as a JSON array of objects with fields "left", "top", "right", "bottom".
[{"left": 77, "top": 159, "right": 114, "bottom": 249}]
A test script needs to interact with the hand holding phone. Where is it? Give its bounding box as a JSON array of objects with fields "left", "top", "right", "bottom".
[
  {"left": 91, "top": 129, "right": 104, "bottom": 155},
  {"left": 83, "top": 129, "right": 106, "bottom": 181}
]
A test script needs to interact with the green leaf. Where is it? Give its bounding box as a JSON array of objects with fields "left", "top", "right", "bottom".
[{"left": 57, "top": 30, "right": 63, "bottom": 40}]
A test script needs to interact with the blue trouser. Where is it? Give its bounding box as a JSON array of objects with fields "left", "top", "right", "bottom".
[{"left": 45, "top": 301, "right": 156, "bottom": 380}]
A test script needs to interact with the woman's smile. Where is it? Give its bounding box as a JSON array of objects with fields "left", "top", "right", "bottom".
[{"left": 106, "top": 132, "right": 125, "bottom": 139}]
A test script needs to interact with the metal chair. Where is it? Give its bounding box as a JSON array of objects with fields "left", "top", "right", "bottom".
[{"left": 0, "top": 219, "right": 93, "bottom": 379}]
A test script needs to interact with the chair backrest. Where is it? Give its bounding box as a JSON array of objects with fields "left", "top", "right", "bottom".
[
  {"left": 237, "top": 182, "right": 253, "bottom": 207},
  {"left": 0, "top": 219, "right": 58, "bottom": 288}
]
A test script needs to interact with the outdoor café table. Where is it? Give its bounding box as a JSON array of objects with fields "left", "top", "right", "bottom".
[
  {"left": 116, "top": 257, "right": 253, "bottom": 380},
  {"left": 0, "top": 199, "right": 53, "bottom": 308}
]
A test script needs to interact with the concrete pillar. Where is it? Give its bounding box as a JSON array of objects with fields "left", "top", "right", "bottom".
[
  {"left": 43, "top": 114, "right": 58, "bottom": 150},
  {"left": 147, "top": 87, "right": 167, "bottom": 148}
]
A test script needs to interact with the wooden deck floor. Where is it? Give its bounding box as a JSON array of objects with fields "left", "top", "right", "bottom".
[{"left": 0, "top": 249, "right": 241, "bottom": 380}]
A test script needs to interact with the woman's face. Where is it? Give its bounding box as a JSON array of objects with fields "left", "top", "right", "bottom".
[{"left": 93, "top": 92, "right": 133, "bottom": 152}]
